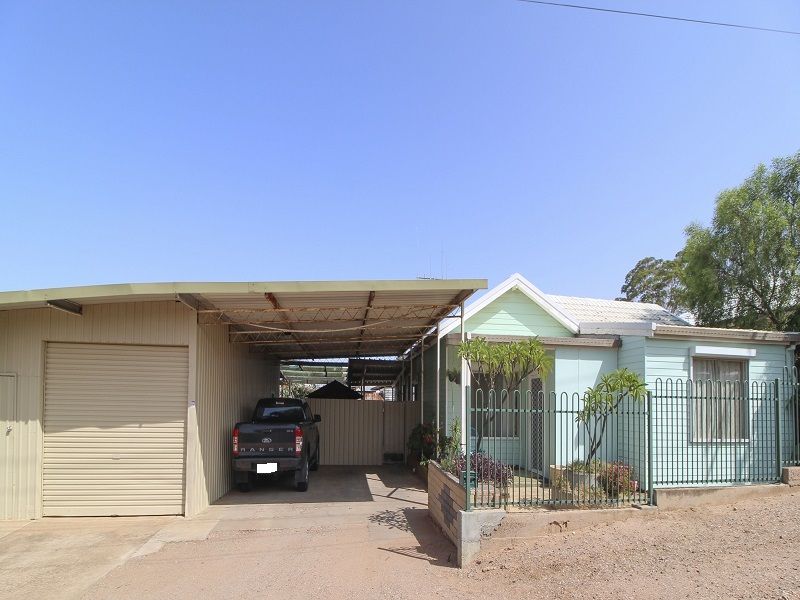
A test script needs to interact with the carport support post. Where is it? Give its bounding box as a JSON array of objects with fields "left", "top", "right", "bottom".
[
  {"left": 436, "top": 323, "right": 441, "bottom": 445},
  {"left": 460, "top": 302, "right": 467, "bottom": 452},
  {"left": 420, "top": 336, "right": 425, "bottom": 425},
  {"left": 409, "top": 348, "right": 413, "bottom": 404}
]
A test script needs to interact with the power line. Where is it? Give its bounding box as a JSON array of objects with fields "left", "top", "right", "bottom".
[{"left": 511, "top": 0, "right": 800, "bottom": 36}]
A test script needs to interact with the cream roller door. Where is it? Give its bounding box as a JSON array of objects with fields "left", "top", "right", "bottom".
[{"left": 43, "top": 343, "right": 188, "bottom": 516}]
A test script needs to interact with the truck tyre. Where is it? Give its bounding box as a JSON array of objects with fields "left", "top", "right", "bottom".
[
  {"left": 310, "top": 445, "right": 320, "bottom": 471},
  {"left": 296, "top": 457, "right": 309, "bottom": 492}
]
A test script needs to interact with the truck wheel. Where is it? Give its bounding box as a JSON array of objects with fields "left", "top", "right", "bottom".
[
  {"left": 310, "top": 446, "right": 320, "bottom": 471},
  {"left": 296, "top": 457, "right": 309, "bottom": 492}
]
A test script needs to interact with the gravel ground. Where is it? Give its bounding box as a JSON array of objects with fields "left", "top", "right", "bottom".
[{"left": 84, "top": 491, "right": 800, "bottom": 600}]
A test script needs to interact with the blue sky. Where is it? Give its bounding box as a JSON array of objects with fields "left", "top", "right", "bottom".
[{"left": 1, "top": 1, "right": 799, "bottom": 298}]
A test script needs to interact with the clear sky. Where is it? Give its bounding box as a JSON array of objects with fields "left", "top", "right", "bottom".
[{"left": 1, "top": 1, "right": 799, "bottom": 298}]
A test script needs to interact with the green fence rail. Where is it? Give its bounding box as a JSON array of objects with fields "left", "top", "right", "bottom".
[
  {"left": 465, "top": 386, "right": 650, "bottom": 509},
  {"left": 651, "top": 377, "right": 800, "bottom": 487},
  {"left": 463, "top": 373, "right": 799, "bottom": 511}
]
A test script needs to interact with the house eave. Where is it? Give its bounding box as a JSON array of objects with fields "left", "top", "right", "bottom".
[
  {"left": 653, "top": 324, "right": 800, "bottom": 345},
  {"left": 443, "top": 333, "right": 620, "bottom": 348}
]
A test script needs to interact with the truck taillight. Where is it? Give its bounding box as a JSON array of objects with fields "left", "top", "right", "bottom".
[
  {"left": 233, "top": 427, "right": 239, "bottom": 457},
  {"left": 294, "top": 426, "right": 302, "bottom": 457}
]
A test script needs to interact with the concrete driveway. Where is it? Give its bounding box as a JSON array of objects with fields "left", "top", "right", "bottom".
[
  {"left": 0, "top": 515, "right": 174, "bottom": 600},
  {"left": 1, "top": 467, "right": 455, "bottom": 600}
]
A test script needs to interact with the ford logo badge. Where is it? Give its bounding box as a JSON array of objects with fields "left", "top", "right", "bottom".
[{"left": 262, "top": 437, "right": 272, "bottom": 443}]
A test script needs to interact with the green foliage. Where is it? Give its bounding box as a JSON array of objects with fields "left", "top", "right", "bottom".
[
  {"left": 682, "top": 153, "right": 800, "bottom": 330},
  {"left": 457, "top": 337, "right": 552, "bottom": 390},
  {"left": 438, "top": 419, "right": 462, "bottom": 474},
  {"left": 621, "top": 150, "right": 800, "bottom": 331},
  {"left": 446, "top": 368, "right": 461, "bottom": 384},
  {"left": 407, "top": 423, "right": 439, "bottom": 463},
  {"left": 457, "top": 337, "right": 553, "bottom": 452},
  {"left": 618, "top": 256, "right": 686, "bottom": 314},
  {"left": 283, "top": 382, "right": 315, "bottom": 398},
  {"left": 556, "top": 460, "right": 639, "bottom": 502},
  {"left": 577, "top": 369, "right": 647, "bottom": 466}
]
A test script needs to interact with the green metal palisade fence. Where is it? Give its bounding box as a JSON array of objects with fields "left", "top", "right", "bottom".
[{"left": 463, "top": 371, "right": 799, "bottom": 510}]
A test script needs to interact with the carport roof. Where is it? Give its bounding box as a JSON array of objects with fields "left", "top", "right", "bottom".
[{"left": 0, "top": 278, "right": 486, "bottom": 359}]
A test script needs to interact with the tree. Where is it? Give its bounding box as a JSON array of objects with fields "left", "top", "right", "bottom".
[
  {"left": 577, "top": 369, "right": 647, "bottom": 467},
  {"left": 457, "top": 337, "right": 553, "bottom": 452},
  {"left": 618, "top": 256, "right": 686, "bottom": 314},
  {"left": 620, "top": 151, "right": 800, "bottom": 331},
  {"left": 282, "top": 381, "right": 315, "bottom": 398},
  {"left": 682, "top": 153, "right": 800, "bottom": 330}
]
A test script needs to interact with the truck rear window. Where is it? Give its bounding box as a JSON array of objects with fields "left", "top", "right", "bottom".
[{"left": 256, "top": 405, "right": 306, "bottom": 423}]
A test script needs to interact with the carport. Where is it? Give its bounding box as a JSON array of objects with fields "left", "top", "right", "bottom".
[{"left": 0, "top": 278, "right": 485, "bottom": 520}]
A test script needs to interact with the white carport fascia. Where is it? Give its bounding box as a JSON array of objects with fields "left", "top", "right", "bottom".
[{"left": 0, "top": 279, "right": 488, "bottom": 310}]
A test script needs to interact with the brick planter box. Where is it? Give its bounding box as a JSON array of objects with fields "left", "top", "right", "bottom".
[
  {"left": 428, "top": 461, "right": 466, "bottom": 547},
  {"left": 427, "top": 461, "right": 505, "bottom": 567}
]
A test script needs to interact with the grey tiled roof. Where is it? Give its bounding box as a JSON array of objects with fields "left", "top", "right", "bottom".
[{"left": 547, "top": 294, "right": 690, "bottom": 326}]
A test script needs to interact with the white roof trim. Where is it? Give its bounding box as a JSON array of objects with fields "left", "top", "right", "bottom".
[
  {"left": 438, "top": 273, "right": 580, "bottom": 338},
  {"left": 579, "top": 321, "right": 658, "bottom": 337}
]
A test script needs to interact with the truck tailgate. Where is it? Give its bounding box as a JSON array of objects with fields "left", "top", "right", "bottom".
[{"left": 237, "top": 424, "right": 297, "bottom": 457}]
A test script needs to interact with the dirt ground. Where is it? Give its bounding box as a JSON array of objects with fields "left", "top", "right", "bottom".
[
  {"left": 80, "top": 478, "right": 800, "bottom": 600},
  {"left": 470, "top": 491, "right": 800, "bottom": 600}
]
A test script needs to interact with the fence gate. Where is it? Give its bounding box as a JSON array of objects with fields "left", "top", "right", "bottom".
[
  {"left": 305, "top": 398, "right": 418, "bottom": 465},
  {"left": 383, "top": 401, "right": 406, "bottom": 461},
  {"left": 527, "top": 379, "right": 545, "bottom": 475}
]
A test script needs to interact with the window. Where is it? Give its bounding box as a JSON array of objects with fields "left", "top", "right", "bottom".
[
  {"left": 256, "top": 405, "right": 306, "bottom": 423},
  {"left": 469, "top": 374, "right": 519, "bottom": 438},
  {"left": 691, "top": 358, "right": 748, "bottom": 442}
]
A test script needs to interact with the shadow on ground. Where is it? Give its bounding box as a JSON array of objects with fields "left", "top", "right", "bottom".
[{"left": 374, "top": 506, "right": 457, "bottom": 568}]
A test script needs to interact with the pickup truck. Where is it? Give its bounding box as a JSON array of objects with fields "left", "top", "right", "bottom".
[{"left": 232, "top": 398, "right": 321, "bottom": 492}]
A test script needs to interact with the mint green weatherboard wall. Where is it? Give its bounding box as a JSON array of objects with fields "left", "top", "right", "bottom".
[
  {"left": 641, "top": 337, "right": 794, "bottom": 487},
  {"left": 449, "top": 289, "right": 573, "bottom": 338},
  {"left": 551, "top": 347, "right": 618, "bottom": 471},
  {"left": 616, "top": 335, "right": 648, "bottom": 474},
  {"left": 442, "top": 285, "right": 575, "bottom": 435}
]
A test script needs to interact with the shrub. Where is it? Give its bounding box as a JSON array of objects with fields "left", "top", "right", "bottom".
[
  {"left": 407, "top": 423, "right": 437, "bottom": 462},
  {"left": 439, "top": 420, "right": 462, "bottom": 474},
  {"left": 408, "top": 422, "right": 452, "bottom": 464},
  {"left": 456, "top": 451, "right": 514, "bottom": 488},
  {"left": 596, "top": 461, "right": 639, "bottom": 499}
]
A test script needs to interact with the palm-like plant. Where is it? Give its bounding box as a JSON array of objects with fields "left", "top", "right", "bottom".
[
  {"left": 577, "top": 369, "right": 647, "bottom": 467},
  {"left": 457, "top": 337, "right": 553, "bottom": 452}
]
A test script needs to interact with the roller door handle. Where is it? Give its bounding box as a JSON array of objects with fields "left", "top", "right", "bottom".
[{"left": 5, "top": 425, "right": 11, "bottom": 434}]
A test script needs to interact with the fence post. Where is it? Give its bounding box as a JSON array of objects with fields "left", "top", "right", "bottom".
[
  {"left": 465, "top": 384, "right": 471, "bottom": 511},
  {"left": 775, "top": 379, "right": 782, "bottom": 479},
  {"left": 647, "top": 391, "right": 654, "bottom": 505}
]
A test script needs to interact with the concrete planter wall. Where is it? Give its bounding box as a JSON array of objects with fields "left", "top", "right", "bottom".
[{"left": 427, "top": 461, "right": 505, "bottom": 567}]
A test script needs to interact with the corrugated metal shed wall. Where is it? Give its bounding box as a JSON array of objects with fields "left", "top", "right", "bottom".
[
  {"left": 185, "top": 323, "right": 276, "bottom": 516},
  {"left": 0, "top": 302, "right": 193, "bottom": 520}
]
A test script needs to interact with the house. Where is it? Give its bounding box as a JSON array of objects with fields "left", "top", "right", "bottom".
[{"left": 399, "top": 274, "right": 799, "bottom": 491}]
